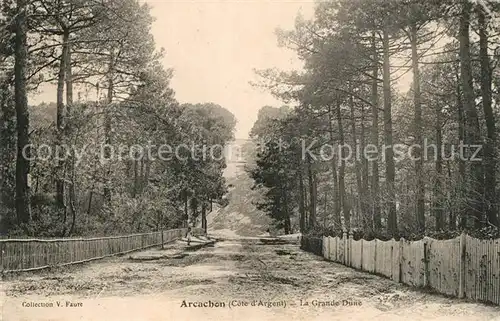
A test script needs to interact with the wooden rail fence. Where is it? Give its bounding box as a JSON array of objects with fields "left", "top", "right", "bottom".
[
  {"left": 301, "top": 232, "right": 500, "bottom": 306},
  {"left": 0, "top": 228, "right": 205, "bottom": 273}
]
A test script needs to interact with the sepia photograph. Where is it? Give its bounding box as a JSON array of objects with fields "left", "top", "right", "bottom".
[{"left": 1, "top": 0, "right": 500, "bottom": 320}]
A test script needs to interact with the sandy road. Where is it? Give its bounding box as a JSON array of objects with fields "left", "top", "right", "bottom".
[{"left": 2, "top": 238, "right": 500, "bottom": 321}]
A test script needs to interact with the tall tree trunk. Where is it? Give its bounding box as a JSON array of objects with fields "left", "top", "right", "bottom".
[
  {"left": 139, "top": 158, "right": 144, "bottom": 181},
  {"left": 456, "top": 69, "right": 466, "bottom": 229},
  {"left": 382, "top": 28, "right": 397, "bottom": 236},
  {"left": 434, "top": 102, "right": 444, "bottom": 231},
  {"left": 297, "top": 156, "right": 306, "bottom": 233},
  {"left": 447, "top": 161, "right": 456, "bottom": 230},
  {"left": 328, "top": 105, "right": 341, "bottom": 233},
  {"left": 191, "top": 197, "right": 198, "bottom": 224},
  {"left": 65, "top": 40, "right": 73, "bottom": 114},
  {"left": 65, "top": 38, "right": 75, "bottom": 237},
  {"left": 67, "top": 165, "right": 77, "bottom": 236},
  {"left": 323, "top": 189, "right": 328, "bottom": 227},
  {"left": 282, "top": 185, "right": 291, "bottom": 234},
  {"left": 132, "top": 157, "right": 139, "bottom": 198},
  {"left": 56, "top": 31, "right": 69, "bottom": 211},
  {"left": 478, "top": 5, "right": 498, "bottom": 227},
  {"left": 337, "top": 101, "right": 350, "bottom": 231},
  {"left": 103, "top": 52, "right": 114, "bottom": 204},
  {"left": 306, "top": 154, "right": 316, "bottom": 229},
  {"left": 14, "top": 0, "right": 31, "bottom": 226},
  {"left": 371, "top": 32, "right": 381, "bottom": 231},
  {"left": 459, "top": 1, "right": 484, "bottom": 228},
  {"left": 360, "top": 101, "right": 370, "bottom": 230},
  {"left": 87, "top": 188, "right": 94, "bottom": 215},
  {"left": 0, "top": 79, "right": 16, "bottom": 209},
  {"left": 202, "top": 201, "right": 207, "bottom": 233},
  {"left": 304, "top": 180, "right": 309, "bottom": 230},
  {"left": 183, "top": 189, "right": 189, "bottom": 228},
  {"left": 349, "top": 93, "right": 365, "bottom": 230},
  {"left": 284, "top": 215, "right": 291, "bottom": 235},
  {"left": 142, "top": 155, "right": 151, "bottom": 193},
  {"left": 410, "top": 23, "right": 425, "bottom": 233}
]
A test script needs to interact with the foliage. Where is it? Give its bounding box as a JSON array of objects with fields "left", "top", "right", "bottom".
[
  {"left": 0, "top": 0, "right": 236, "bottom": 237},
  {"left": 250, "top": 0, "right": 500, "bottom": 239}
]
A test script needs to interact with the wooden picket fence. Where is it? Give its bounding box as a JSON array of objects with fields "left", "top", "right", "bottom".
[
  {"left": 0, "top": 227, "right": 205, "bottom": 273},
  {"left": 301, "top": 232, "right": 500, "bottom": 306}
]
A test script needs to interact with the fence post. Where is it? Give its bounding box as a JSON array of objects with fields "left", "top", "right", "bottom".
[
  {"left": 348, "top": 230, "right": 353, "bottom": 267},
  {"left": 323, "top": 237, "right": 328, "bottom": 260},
  {"left": 327, "top": 237, "right": 331, "bottom": 260},
  {"left": 399, "top": 238, "right": 404, "bottom": 283},
  {"left": 0, "top": 242, "right": 4, "bottom": 272},
  {"left": 322, "top": 237, "right": 325, "bottom": 258},
  {"left": 343, "top": 230, "right": 347, "bottom": 265},
  {"left": 459, "top": 232, "right": 466, "bottom": 299},
  {"left": 334, "top": 237, "right": 338, "bottom": 262},
  {"left": 423, "top": 238, "right": 429, "bottom": 288},
  {"left": 390, "top": 241, "right": 394, "bottom": 280},
  {"left": 360, "top": 239, "right": 364, "bottom": 270}
]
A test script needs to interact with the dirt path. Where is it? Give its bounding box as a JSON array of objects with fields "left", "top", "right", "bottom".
[{"left": 2, "top": 238, "right": 500, "bottom": 321}]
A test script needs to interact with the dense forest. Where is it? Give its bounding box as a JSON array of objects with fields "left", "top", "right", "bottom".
[
  {"left": 249, "top": 0, "right": 500, "bottom": 240},
  {"left": 0, "top": 0, "right": 236, "bottom": 237}
]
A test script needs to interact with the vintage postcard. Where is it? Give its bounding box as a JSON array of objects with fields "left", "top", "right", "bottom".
[{"left": 1, "top": 0, "right": 500, "bottom": 320}]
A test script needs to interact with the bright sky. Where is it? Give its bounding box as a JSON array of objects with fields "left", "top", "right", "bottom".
[
  {"left": 31, "top": 1, "right": 314, "bottom": 139},
  {"left": 147, "top": 0, "right": 315, "bottom": 139}
]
